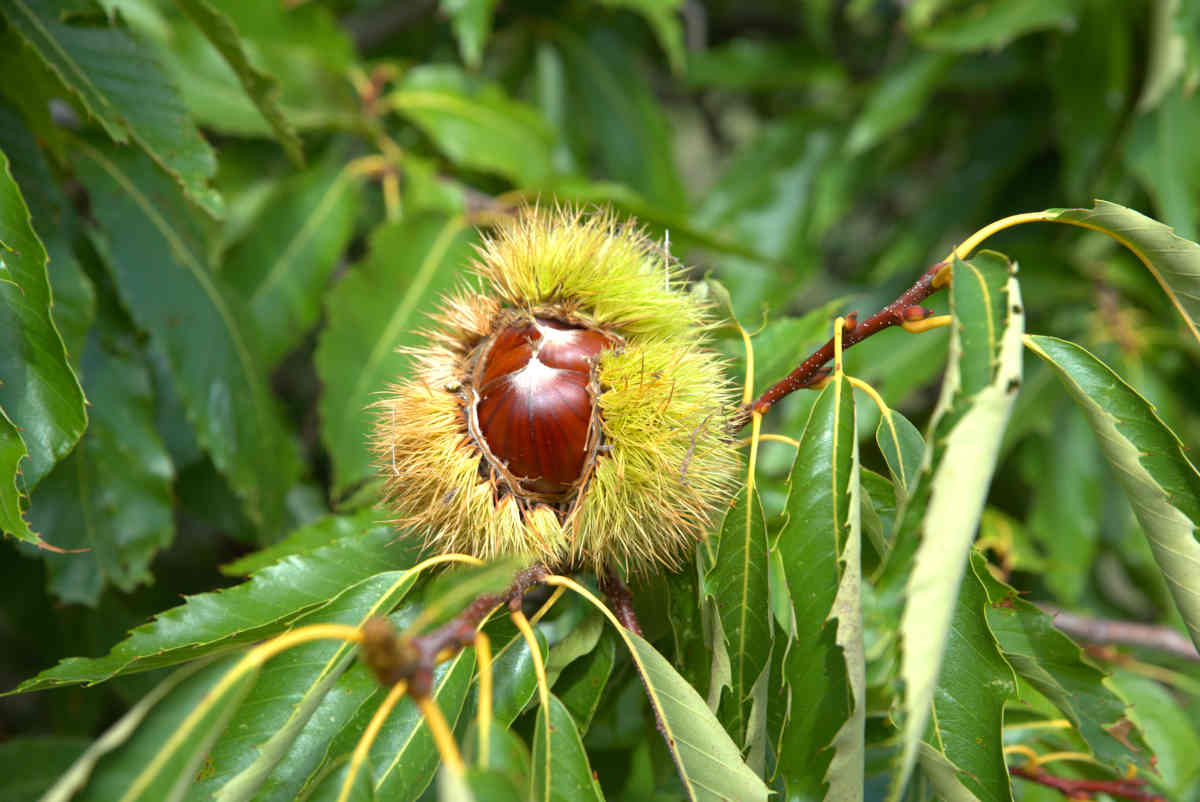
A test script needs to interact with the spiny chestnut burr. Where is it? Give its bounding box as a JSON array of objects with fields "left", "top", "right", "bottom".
[{"left": 373, "top": 207, "right": 740, "bottom": 574}]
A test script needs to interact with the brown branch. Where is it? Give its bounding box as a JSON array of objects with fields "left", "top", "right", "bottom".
[
  {"left": 1010, "top": 764, "right": 1164, "bottom": 801},
  {"left": 599, "top": 569, "right": 643, "bottom": 636},
  {"left": 1037, "top": 604, "right": 1200, "bottom": 662},
  {"left": 732, "top": 260, "right": 950, "bottom": 430},
  {"left": 362, "top": 564, "right": 548, "bottom": 697}
]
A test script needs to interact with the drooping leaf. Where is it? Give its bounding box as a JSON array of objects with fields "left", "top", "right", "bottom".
[
  {"left": 0, "top": 0, "right": 222, "bottom": 216},
  {"left": 73, "top": 140, "right": 300, "bottom": 531},
  {"left": 882, "top": 252, "right": 1025, "bottom": 799},
  {"left": 1045, "top": 200, "right": 1200, "bottom": 345},
  {"left": 31, "top": 308, "right": 175, "bottom": 606},
  {"left": 976, "top": 557, "right": 1152, "bottom": 773},
  {"left": 45, "top": 655, "right": 251, "bottom": 802},
  {"left": 706, "top": 483, "right": 771, "bottom": 746},
  {"left": 0, "top": 145, "right": 87, "bottom": 508},
  {"left": 316, "top": 213, "right": 479, "bottom": 497},
  {"left": 389, "top": 65, "right": 556, "bottom": 186},
  {"left": 10, "top": 526, "right": 421, "bottom": 692},
  {"left": 917, "top": 555, "right": 1015, "bottom": 802},
  {"left": 1023, "top": 333, "right": 1200, "bottom": 650},
  {"left": 773, "top": 374, "right": 858, "bottom": 797},
  {"left": 41, "top": 659, "right": 216, "bottom": 802},
  {"left": 222, "top": 157, "right": 361, "bottom": 365},
  {"left": 530, "top": 693, "right": 606, "bottom": 802},
  {"left": 173, "top": 0, "right": 304, "bottom": 165}
]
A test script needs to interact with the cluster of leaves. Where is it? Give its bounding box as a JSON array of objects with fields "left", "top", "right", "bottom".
[{"left": 2, "top": 0, "right": 1200, "bottom": 800}]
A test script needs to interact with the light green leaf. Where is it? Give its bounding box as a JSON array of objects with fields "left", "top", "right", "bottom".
[
  {"left": 223, "top": 158, "right": 361, "bottom": 365},
  {"left": 976, "top": 558, "right": 1152, "bottom": 772},
  {"left": 707, "top": 483, "right": 771, "bottom": 746},
  {"left": 875, "top": 407, "right": 924, "bottom": 503},
  {"left": 74, "top": 140, "right": 300, "bottom": 531},
  {"left": 1124, "top": 84, "right": 1200, "bottom": 242},
  {"left": 1023, "top": 334, "right": 1200, "bottom": 650},
  {"left": 173, "top": 0, "right": 303, "bottom": 165},
  {"left": 774, "top": 375, "right": 857, "bottom": 797},
  {"left": 911, "top": 0, "right": 1080, "bottom": 52},
  {"left": 917, "top": 556, "right": 1015, "bottom": 802},
  {"left": 846, "top": 52, "right": 955, "bottom": 154},
  {"left": 0, "top": 0, "right": 222, "bottom": 216},
  {"left": 1045, "top": 200, "right": 1200, "bottom": 346},
  {"left": 389, "top": 65, "right": 556, "bottom": 186},
  {"left": 530, "top": 694, "right": 605, "bottom": 801},
  {"left": 10, "top": 526, "right": 421, "bottom": 692},
  {"left": 31, "top": 311, "right": 175, "bottom": 606},
  {"left": 1111, "top": 671, "right": 1200, "bottom": 798},
  {"left": 0, "top": 145, "right": 87, "bottom": 511},
  {"left": 441, "top": 0, "right": 499, "bottom": 68},
  {"left": 316, "top": 214, "right": 479, "bottom": 497},
  {"left": 884, "top": 252, "right": 1025, "bottom": 800}
]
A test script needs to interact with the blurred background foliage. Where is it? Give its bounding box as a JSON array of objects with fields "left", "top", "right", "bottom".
[{"left": 2, "top": 0, "right": 1200, "bottom": 797}]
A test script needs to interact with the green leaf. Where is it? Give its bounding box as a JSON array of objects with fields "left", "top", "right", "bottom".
[
  {"left": 1125, "top": 83, "right": 1200, "bottom": 242},
  {"left": 745, "top": 299, "right": 846, "bottom": 396},
  {"left": 706, "top": 483, "right": 771, "bottom": 746},
  {"left": 40, "top": 659, "right": 216, "bottom": 802},
  {"left": 846, "top": 52, "right": 955, "bottom": 155},
  {"left": 10, "top": 526, "right": 420, "bottom": 692},
  {"left": 1111, "top": 671, "right": 1200, "bottom": 797},
  {"left": 554, "top": 627, "right": 616, "bottom": 733},
  {"left": 0, "top": 145, "right": 87, "bottom": 507},
  {"left": 31, "top": 310, "right": 175, "bottom": 606},
  {"left": 530, "top": 693, "right": 606, "bottom": 801},
  {"left": 976, "top": 559, "right": 1152, "bottom": 773},
  {"left": 552, "top": 28, "right": 685, "bottom": 209},
  {"left": 911, "top": 0, "right": 1080, "bottom": 52},
  {"left": 173, "top": 0, "right": 304, "bottom": 165},
  {"left": 883, "top": 252, "right": 1025, "bottom": 799},
  {"left": 0, "top": 397, "right": 37, "bottom": 544},
  {"left": 200, "top": 570, "right": 430, "bottom": 802},
  {"left": 441, "top": 0, "right": 499, "bottom": 68},
  {"left": 0, "top": 736, "right": 89, "bottom": 802},
  {"left": 1023, "top": 334, "right": 1200, "bottom": 651},
  {"left": 73, "top": 140, "right": 301, "bottom": 531},
  {"left": 875, "top": 407, "right": 924, "bottom": 503},
  {"left": 917, "top": 555, "right": 1015, "bottom": 802},
  {"left": 389, "top": 65, "right": 556, "bottom": 186},
  {"left": 0, "top": 0, "right": 222, "bottom": 216},
  {"left": 596, "top": 0, "right": 686, "bottom": 73},
  {"left": 416, "top": 557, "right": 527, "bottom": 632},
  {"left": 222, "top": 158, "right": 362, "bottom": 365},
  {"left": 1045, "top": 200, "right": 1200, "bottom": 346},
  {"left": 316, "top": 213, "right": 479, "bottom": 497},
  {"left": 774, "top": 375, "right": 858, "bottom": 797},
  {"left": 221, "top": 509, "right": 388, "bottom": 577}
]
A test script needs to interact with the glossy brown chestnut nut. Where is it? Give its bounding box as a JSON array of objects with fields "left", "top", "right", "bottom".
[{"left": 470, "top": 317, "right": 619, "bottom": 497}]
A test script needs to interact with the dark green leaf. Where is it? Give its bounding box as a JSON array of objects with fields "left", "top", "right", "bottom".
[
  {"left": 707, "top": 483, "right": 770, "bottom": 746},
  {"left": 31, "top": 312, "right": 174, "bottom": 606},
  {"left": 597, "top": 0, "right": 685, "bottom": 73},
  {"left": 11, "top": 526, "right": 420, "bottom": 691},
  {"left": 976, "top": 559, "right": 1151, "bottom": 773},
  {"left": 222, "top": 157, "right": 362, "bottom": 365},
  {"left": 0, "top": 736, "right": 89, "bottom": 802},
  {"left": 0, "top": 144, "right": 87, "bottom": 507},
  {"left": 912, "top": 0, "right": 1080, "bottom": 52},
  {"left": 530, "top": 693, "right": 606, "bottom": 801},
  {"left": 555, "top": 627, "right": 616, "bottom": 733},
  {"left": 0, "top": 0, "right": 222, "bottom": 215},
  {"left": 221, "top": 509, "right": 390, "bottom": 577},
  {"left": 316, "top": 214, "right": 479, "bottom": 496},
  {"left": 174, "top": 0, "right": 304, "bottom": 165},
  {"left": 1024, "top": 334, "right": 1200, "bottom": 650},
  {"left": 74, "top": 140, "right": 300, "bottom": 531},
  {"left": 875, "top": 407, "right": 924, "bottom": 502},
  {"left": 846, "top": 52, "right": 956, "bottom": 154}
]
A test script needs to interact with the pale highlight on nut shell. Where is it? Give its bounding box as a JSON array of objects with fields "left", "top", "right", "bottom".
[{"left": 372, "top": 207, "right": 740, "bottom": 574}]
